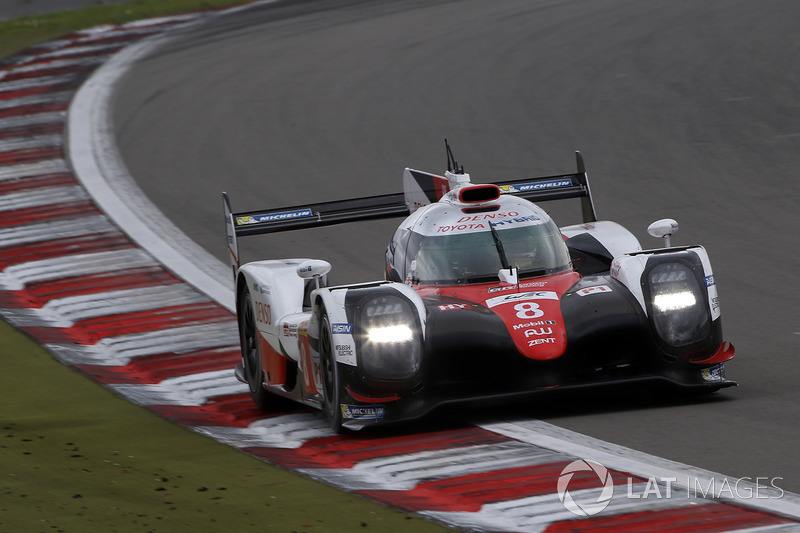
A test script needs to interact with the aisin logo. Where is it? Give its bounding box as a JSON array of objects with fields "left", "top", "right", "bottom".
[{"left": 557, "top": 460, "right": 614, "bottom": 516}]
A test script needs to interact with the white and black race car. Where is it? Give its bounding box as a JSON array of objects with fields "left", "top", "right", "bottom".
[{"left": 223, "top": 143, "right": 735, "bottom": 431}]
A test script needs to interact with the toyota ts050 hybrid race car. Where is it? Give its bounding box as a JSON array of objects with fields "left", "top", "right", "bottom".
[{"left": 223, "top": 143, "right": 735, "bottom": 431}]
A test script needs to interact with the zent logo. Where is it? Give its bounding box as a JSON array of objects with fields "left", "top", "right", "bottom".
[{"left": 557, "top": 460, "right": 614, "bottom": 516}]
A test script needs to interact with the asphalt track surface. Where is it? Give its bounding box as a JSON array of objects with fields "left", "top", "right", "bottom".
[{"left": 111, "top": 0, "right": 800, "bottom": 492}]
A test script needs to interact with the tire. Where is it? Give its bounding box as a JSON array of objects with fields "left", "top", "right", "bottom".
[
  {"left": 319, "top": 310, "right": 343, "bottom": 432},
  {"left": 239, "top": 288, "right": 271, "bottom": 410}
]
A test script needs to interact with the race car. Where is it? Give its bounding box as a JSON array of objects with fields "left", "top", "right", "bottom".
[{"left": 223, "top": 143, "right": 735, "bottom": 431}]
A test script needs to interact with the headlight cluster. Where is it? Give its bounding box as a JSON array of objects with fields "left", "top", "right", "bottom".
[
  {"left": 359, "top": 295, "right": 421, "bottom": 380},
  {"left": 646, "top": 262, "right": 710, "bottom": 347}
]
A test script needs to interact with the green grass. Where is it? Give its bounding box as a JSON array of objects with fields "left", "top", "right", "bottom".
[
  {"left": 0, "top": 3, "right": 453, "bottom": 532},
  {"left": 0, "top": 0, "right": 252, "bottom": 60},
  {"left": 0, "top": 321, "right": 451, "bottom": 532}
]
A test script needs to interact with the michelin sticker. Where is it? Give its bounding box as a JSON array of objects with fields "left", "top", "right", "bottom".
[
  {"left": 701, "top": 364, "right": 725, "bottom": 382},
  {"left": 341, "top": 404, "right": 385, "bottom": 420},
  {"left": 236, "top": 208, "right": 313, "bottom": 225},
  {"left": 498, "top": 179, "right": 572, "bottom": 194}
]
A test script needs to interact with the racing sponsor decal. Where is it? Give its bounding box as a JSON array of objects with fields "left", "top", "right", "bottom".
[
  {"left": 456, "top": 211, "right": 519, "bottom": 222},
  {"left": 437, "top": 303, "right": 471, "bottom": 311},
  {"left": 283, "top": 322, "right": 298, "bottom": 337},
  {"left": 576, "top": 285, "right": 612, "bottom": 296},
  {"left": 236, "top": 208, "right": 313, "bottom": 226},
  {"left": 436, "top": 213, "right": 541, "bottom": 233},
  {"left": 704, "top": 275, "right": 716, "bottom": 287},
  {"left": 255, "top": 301, "right": 271, "bottom": 325},
  {"left": 524, "top": 327, "right": 553, "bottom": 337},
  {"left": 485, "top": 291, "right": 558, "bottom": 308},
  {"left": 437, "top": 223, "right": 486, "bottom": 233},
  {"left": 513, "top": 320, "right": 556, "bottom": 330},
  {"left": 498, "top": 178, "right": 572, "bottom": 194},
  {"left": 528, "top": 338, "right": 556, "bottom": 346},
  {"left": 341, "top": 404, "right": 386, "bottom": 420},
  {"left": 701, "top": 363, "right": 725, "bottom": 382},
  {"left": 488, "top": 280, "right": 548, "bottom": 293},
  {"left": 490, "top": 214, "right": 541, "bottom": 227},
  {"left": 252, "top": 282, "right": 270, "bottom": 295},
  {"left": 332, "top": 323, "right": 353, "bottom": 334},
  {"left": 335, "top": 344, "right": 354, "bottom": 358}
]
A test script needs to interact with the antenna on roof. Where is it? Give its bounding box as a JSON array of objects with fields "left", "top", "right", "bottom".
[{"left": 445, "top": 139, "right": 464, "bottom": 174}]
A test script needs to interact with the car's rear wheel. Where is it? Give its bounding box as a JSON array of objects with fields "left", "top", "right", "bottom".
[
  {"left": 240, "top": 289, "right": 271, "bottom": 410},
  {"left": 319, "top": 310, "right": 343, "bottom": 432}
]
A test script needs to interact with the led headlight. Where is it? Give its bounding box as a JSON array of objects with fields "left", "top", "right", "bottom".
[
  {"left": 359, "top": 295, "right": 421, "bottom": 380},
  {"left": 647, "top": 262, "right": 710, "bottom": 347}
]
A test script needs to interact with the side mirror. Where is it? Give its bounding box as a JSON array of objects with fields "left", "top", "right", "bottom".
[
  {"left": 297, "top": 259, "right": 332, "bottom": 289},
  {"left": 647, "top": 219, "right": 679, "bottom": 247}
]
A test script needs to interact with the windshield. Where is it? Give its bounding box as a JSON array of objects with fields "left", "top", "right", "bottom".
[{"left": 409, "top": 222, "right": 571, "bottom": 285}]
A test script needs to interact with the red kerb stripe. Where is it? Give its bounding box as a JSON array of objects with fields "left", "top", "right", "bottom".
[
  {"left": 358, "top": 462, "right": 638, "bottom": 513},
  {"left": 543, "top": 502, "right": 796, "bottom": 532},
  {"left": 246, "top": 426, "right": 513, "bottom": 469},
  {"left": 76, "top": 346, "right": 241, "bottom": 384}
]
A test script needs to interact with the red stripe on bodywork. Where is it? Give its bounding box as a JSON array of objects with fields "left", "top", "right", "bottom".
[
  {"left": 245, "top": 427, "right": 512, "bottom": 469},
  {"left": 76, "top": 346, "right": 241, "bottom": 384},
  {"left": 21, "top": 303, "right": 233, "bottom": 344},
  {"left": 358, "top": 462, "right": 638, "bottom": 513},
  {"left": 543, "top": 502, "right": 794, "bottom": 532}
]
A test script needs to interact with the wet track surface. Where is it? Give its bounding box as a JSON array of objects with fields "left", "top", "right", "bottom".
[{"left": 107, "top": 0, "right": 800, "bottom": 492}]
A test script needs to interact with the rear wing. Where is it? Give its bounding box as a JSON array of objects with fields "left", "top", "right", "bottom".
[{"left": 223, "top": 151, "right": 596, "bottom": 281}]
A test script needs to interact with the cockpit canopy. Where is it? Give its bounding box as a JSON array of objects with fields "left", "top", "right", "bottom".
[{"left": 386, "top": 196, "right": 571, "bottom": 285}]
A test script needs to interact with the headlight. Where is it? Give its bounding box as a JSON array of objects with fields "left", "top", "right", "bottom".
[
  {"left": 368, "top": 324, "right": 414, "bottom": 343},
  {"left": 359, "top": 295, "right": 421, "bottom": 380},
  {"left": 646, "top": 262, "right": 710, "bottom": 347}
]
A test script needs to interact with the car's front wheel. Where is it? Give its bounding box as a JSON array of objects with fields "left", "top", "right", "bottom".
[
  {"left": 319, "top": 310, "right": 343, "bottom": 432},
  {"left": 240, "top": 288, "right": 271, "bottom": 410}
]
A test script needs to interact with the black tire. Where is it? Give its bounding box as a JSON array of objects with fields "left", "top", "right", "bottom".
[
  {"left": 319, "top": 310, "right": 343, "bottom": 432},
  {"left": 239, "top": 288, "right": 271, "bottom": 410}
]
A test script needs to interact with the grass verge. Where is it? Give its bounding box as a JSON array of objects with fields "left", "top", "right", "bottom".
[
  {"left": 0, "top": 320, "right": 451, "bottom": 532},
  {"left": 0, "top": 0, "right": 256, "bottom": 60}
]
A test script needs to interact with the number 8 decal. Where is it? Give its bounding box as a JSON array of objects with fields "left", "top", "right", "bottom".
[{"left": 514, "top": 302, "right": 544, "bottom": 319}]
